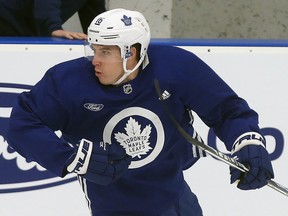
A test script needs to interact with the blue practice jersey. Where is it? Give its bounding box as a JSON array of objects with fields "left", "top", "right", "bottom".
[{"left": 7, "top": 45, "right": 262, "bottom": 215}]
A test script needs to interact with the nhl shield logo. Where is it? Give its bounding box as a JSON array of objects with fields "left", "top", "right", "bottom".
[{"left": 123, "top": 84, "right": 132, "bottom": 94}]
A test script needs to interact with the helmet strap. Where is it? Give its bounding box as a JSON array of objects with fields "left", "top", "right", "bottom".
[{"left": 112, "top": 53, "right": 146, "bottom": 85}]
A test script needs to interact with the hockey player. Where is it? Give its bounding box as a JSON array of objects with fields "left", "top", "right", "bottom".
[{"left": 7, "top": 8, "right": 274, "bottom": 216}]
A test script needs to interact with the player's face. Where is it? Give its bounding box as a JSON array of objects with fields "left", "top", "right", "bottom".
[{"left": 91, "top": 44, "right": 124, "bottom": 85}]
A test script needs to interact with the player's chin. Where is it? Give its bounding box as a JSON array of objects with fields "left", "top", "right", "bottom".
[{"left": 97, "top": 77, "right": 113, "bottom": 85}]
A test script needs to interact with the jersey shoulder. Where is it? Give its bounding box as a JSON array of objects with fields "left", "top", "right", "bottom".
[
  {"left": 50, "top": 57, "right": 92, "bottom": 73},
  {"left": 146, "top": 44, "right": 207, "bottom": 80},
  {"left": 148, "top": 44, "right": 198, "bottom": 59},
  {"left": 147, "top": 44, "right": 205, "bottom": 70}
]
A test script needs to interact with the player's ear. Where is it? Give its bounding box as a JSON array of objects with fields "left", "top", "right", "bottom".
[
  {"left": 126, "top": 47, "right": 138, "bottom": 70},
  {"left": 128, "top": 46, "right": 137, "bottom": 59}
]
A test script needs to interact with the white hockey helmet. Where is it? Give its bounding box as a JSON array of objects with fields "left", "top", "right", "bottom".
[{"left": 86, "top": 8, "right": 151, "bottom": 85}]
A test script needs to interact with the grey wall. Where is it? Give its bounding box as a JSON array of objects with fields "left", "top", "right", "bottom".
[
  {"left": 63, "top": 0, "right": 288, "bottom": 39},
  {"left": 171, "top": 0, "right": 288, "bottom": 39},
  {"left": 107, "top": 0, "right": 173, "bottom": 38}
]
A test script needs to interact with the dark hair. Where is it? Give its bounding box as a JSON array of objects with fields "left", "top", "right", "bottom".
[{"left": 132, "top": 43, "right": 141, "bottom": 61}]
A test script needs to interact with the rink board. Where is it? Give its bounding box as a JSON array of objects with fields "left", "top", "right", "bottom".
[{"left": 0, "top": 38, "right": 287, "bottom": 216}]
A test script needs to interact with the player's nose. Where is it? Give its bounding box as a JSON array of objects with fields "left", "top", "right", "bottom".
[{"left": 92, "top": 54, "right": 101, "bottom": 66}]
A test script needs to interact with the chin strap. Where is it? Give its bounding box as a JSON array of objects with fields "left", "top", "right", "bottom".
[{"left": 112, "top": 54, "right": 149, "bottom": 85}]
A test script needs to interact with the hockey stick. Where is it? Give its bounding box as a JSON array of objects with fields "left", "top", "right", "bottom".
[{"left": 154, "top": 79, "right": 288, "bottom": 197}]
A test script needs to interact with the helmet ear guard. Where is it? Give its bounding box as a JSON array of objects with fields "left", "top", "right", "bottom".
[
  {"left": 125, "top": 50, "right": 133, "bottom": 58},
  {"left": 86, "top": 8, "right": 151, "bottom": 85}
]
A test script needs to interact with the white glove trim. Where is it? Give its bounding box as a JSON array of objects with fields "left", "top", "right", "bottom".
[
  {"left": 231, "top": 132, "right": 265, "bottom": 155},
  {"left": 67, "top": 139, "right": 93, "bottom": 175}
]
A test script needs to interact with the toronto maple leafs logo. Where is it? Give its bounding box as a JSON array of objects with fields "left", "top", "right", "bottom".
[
  {"left": 103, "top": 107, "right": 165, "bottom": 169},
  {"left": 121, "top": 15, "right": 132, "bottom": 26},
  {"left": 114, "top": 117, "right": 152, "bottom": 158}
]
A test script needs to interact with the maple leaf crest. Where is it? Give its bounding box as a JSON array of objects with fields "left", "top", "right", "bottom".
[{"left": 114, "top": 117, "right": 152, "bottom": 158}]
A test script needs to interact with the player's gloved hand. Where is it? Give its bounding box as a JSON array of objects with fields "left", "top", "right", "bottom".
[
  {"left": 230, "top": 132, "right": 274, "bottom": 190},
  {"left": 67, "top": 139, "right": 131, "bottom": 185}
]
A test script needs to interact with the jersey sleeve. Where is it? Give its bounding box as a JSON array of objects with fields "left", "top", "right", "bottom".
[
  {"left": 33, "top": 0, "right": 63, "bottom": 36},
  {"left": 7, "top": 67, "right": 74, "bottom": 177},
  {"left": 172, "top": 47, "right": 263, "bottom": 151},
  {"left": 78, "top": 0, "right": 106, "bottom": 33}
]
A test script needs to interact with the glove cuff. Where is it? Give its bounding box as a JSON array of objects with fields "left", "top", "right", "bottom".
[
  {"left": 231, "top": 132, "right": 265, "bottom": 154},
  {"left": 67, "top": 139, "right": 93, "bottom": 174}
]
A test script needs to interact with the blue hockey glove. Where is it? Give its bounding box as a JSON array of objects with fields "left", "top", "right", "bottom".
[
  {"left": 230, "top": 132, "right": 274, "bottom": 190},
  {"left": 67, "top": 139, "right": 131, "bottom": 185}
]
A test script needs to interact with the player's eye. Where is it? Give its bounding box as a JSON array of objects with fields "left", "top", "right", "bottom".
[{"left": 101, "top": 50, "right": 110, "bottom": 55}]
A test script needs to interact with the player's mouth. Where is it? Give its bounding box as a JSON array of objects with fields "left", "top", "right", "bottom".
[{"left": 95, "top": 70, "right": 102, "bottom": 77}]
